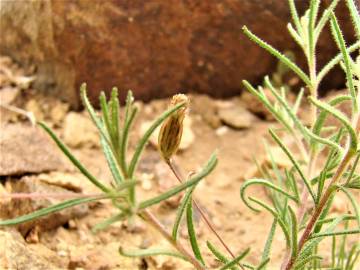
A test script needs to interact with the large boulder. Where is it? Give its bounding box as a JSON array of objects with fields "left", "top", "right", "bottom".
[{"left": 0, "top": 0, "right": 356, "bottom": 107}]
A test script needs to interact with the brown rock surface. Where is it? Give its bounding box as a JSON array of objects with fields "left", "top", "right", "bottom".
[
  {"left": 0, "top": 229, "right": 62, "bottom": 270},
  {"left": 0, "top": 123, "right": 66, "bottom": 176},
  {"left": 0, "top": 1, "right": 356, "bottom": 107}
]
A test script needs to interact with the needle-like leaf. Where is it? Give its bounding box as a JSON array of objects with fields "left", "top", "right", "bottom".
[
  {"left": 220, "top": 248, "right": 250, "bottom": 270},
  {"left": 172, "top": 184, "right": 196, "bottom": 241},
  {"left": 139, "top": 153, "right": 217, "bottom": 209},
  {"left": 187, "top": 201, "right": 205, "bottom": 265},
  {"left": 39, "top": 122, "right": 110, "bottom": 193}
]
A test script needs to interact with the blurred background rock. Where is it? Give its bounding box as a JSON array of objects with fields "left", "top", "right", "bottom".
[{"left": 0, "top": 0, "right": 357, "bottom": 108}]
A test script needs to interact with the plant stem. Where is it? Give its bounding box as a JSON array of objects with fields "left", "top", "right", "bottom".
[
  {"left": 140, "top": 209, "right": 205, "bottom": 270},
  {"left": 166, "top": 159, "right": 245, "bottom": 270},
  {"left": 284, "top": 149, "right": 354, "bottom": 270},
  {"left": 283, "top": 33, "right": 320, "bottom": 269}
]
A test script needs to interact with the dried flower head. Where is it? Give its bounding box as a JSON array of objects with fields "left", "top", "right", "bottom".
[{"left": 158, "top": 94, "right": 189, "bottom": 161}]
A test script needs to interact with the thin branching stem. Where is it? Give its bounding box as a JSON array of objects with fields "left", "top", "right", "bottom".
[
  {"left": 139, "top": 209, "right": 205, "bottom": 270},
  {"left": 166, "top": 159, "right": 246, "bottom": 270},
  {"left": 285, "top": 146, "right": 355, "bottom": 270}
]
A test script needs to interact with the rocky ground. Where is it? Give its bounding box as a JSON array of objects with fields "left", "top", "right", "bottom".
[{"left": 0, "top": 56, "right": 359, "bottom": 269}]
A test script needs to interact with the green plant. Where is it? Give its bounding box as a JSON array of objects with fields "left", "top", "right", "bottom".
[
  {"left": 0, "top": 86, "right": 221, "bottom": 269},
  {"left": 238, "top": 0, "right": 360, "bottom": 269},
  {"left": 1, "top": 1, "right": 360, "bottom": 269},
  {"left": 0, "top": 84, "right": 252, "bottom": 269}
]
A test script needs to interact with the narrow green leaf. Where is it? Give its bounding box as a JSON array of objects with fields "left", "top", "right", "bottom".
[
  {"left": 309, "top": 96, "right": 357, "bottom": 153},
  {"left": 349, "top": 252, "right": 360, "bottom": 270},
  {"left": 345, "top": 152, "right": 360, "bottom": 185},
  {"left": 240, "top": 178, "right": 298, "bottom": 212},
  {"left": 119, "top": 247, "right": 188, "bottom": 261},
  {"left": 264, "top": 140, "right": 288, "bottom": 217},
  {"left": 120, "top": 97, "right": 138, "bottom": 176},
  {"left": 314, "top": 193, "right": 336, "bottom": 233},
  {"left": 260, "top": 218, "right": 277, "bottom": 268},
  {"left": 265, "top": 77, "right": 342, "bottom": 152},
  {"left": 124, "top": 90, "right": 134, "bottom": 126},
  {"left": 242, "top": 263, "right": 255, "bottom": 270},
  {"left": 186, "top": 201, "right": 205, "bottom": 265},
  {"left": 288, "top": 205, "right": 298, "bottom": 259},
  {"left": 268, "top": 129, "right": 316, "bottom": 203},
  {"left": 312, "top": 95, "right": 351, "bottom": 138},
  {"left": 288, "top": 0, "right": 302, "bottom": 35},
  {"left": 248, "top": 197, "right": 291, "bottom": 248},
  {"left": 242, "top": 26, "right": 311, "bottom": 85},
  {"left": 172, "top": 184, "right": 196, "bottom": 241},
  {"left": 139, "top": 153, "right": 217, "bottom": 209},
  {"left": 345, "top": 243, "right": 360, "bottom": 270},
  {"left": 0, "top": 196, "right": 104, "bottom": 226},
  {"left": 206, "top": 241, "right": 237, "bottom": 270},
  {"left": 345, "top": 177, "right": 360, "bottom": 189},
  {"left": 122, "top": 107, "right": 138, "bottom": 206},
  {"left": 110, "top": 87, "right": 120, "bottom": 145},
  {"left": 314, "top": 0, "right": 340, "bottom": 40},
  {"left": 347, "top": 243, "right": 360, "bottom": 270},
  {"left": 294, "top": 255, "right": 322, "bottom": 269},
  {"left": 242, "top": 81, "right": 293, "bottom": 133},
  {"left": 286, "top": 170, "right": 300, "bottom": 202},
  {"left": 292, "top": 88, "right": 304, "bottom": 115},
  {"left": 308, "top": 0, "right": 320, "bottom": 62},
  {"left": 299, "top": 213, "right": 348, "bottom": 261},
  {"left": 220, "top": 248, "right": 250, "bottom": 270},
  {"left": 315, "top": 129, "right": 343, "bottom": 204},
  {"left": 264, "top": 78, "right": 308, "bottom": 138},
  {"left": 331, "top": 236, "right": 336, "bottom": 268},
  {"left": 80, "top": 84, "right": 110, "bottom": 144},
  {"left": 264, "top": 140, "right": 283, "bottom": 186},
  {"left": 337, "top": 220, "right": 348, "bottom": 269},
  {"left": 100, "top": 135, "right": 124, "bottom": 185},
  {"left": 39, "top": 122, "right": 110, "bottom": 193},
  {"left": 256, "top": 258, "right": 270, "bottom": 270},
  {"left": 345, "top": 0, "right": 360, "bottom": 39},
  {"left": 317, "top": 40, "right": 360, "bottom": 83},
  {"left": 336, "top": 185, "right": 360, "bottom": 228},
  {"left": 330, "top": 13, "right": 357, "bottom": 112},
  {"left": 310, "top": 228, "right": 360, "bottom": 239},
  {"left": 287, "top": 23, "right": 303, "bottom": 48},
  {"left": 317, "top": 214, "right": 355, "bottom": 226},
  {"left": 92, "top": 212, "right": 127, "bottom": 233},
  {"left": 99, "top": 91, "right": 112, "bottom": 139}
]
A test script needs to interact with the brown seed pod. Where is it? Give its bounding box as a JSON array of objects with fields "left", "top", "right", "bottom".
[{"left": 158, "top": 94, "right": 189, "bottom": 161}]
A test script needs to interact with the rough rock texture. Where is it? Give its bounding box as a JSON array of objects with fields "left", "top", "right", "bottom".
[
  {"left": 0, "top": 0, "right": 356, "bottom": 107},
  {"left": 62, "top": 112, "right": 99, "bottom": 148},
  {"left": 0, "top": 229, "right": 61, "bottom": 270},
  {"left": 0, "top": 124, "right": 66, "bottom": 176},
  {"left": 218, "top": 105, "right": 257, "bottom": 129}
]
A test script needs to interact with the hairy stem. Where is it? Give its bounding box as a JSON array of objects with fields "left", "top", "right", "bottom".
[
  {"left": 284, "top": 148, "right": 354, "bottom": 270},
  {"left": 281, "top": 33, "right": 321, "bottom": 269},
  {"left": 140, "top": 209, "right": 205, "bottom": 270}
]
